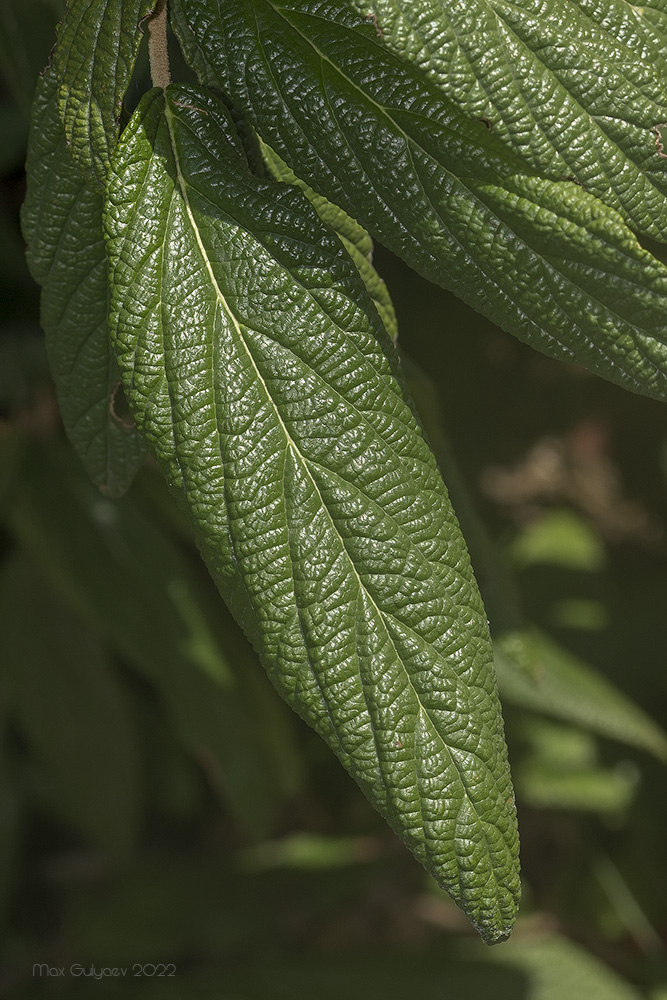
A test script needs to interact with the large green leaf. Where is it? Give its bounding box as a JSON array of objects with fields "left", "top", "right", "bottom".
[
  {"left": 172, "top": 0, "right": 667, "bottom": 401},
  {"left": 22, "top": 69, "right": 145, "bottom": 497},
  {"left": 53, "top": 0, "right": 155, "bottom": 190},
  {"left": 104, "top": 83, "right": 520, "bottom": 942},
  {"left": 343, "top": 0, "right": 667, "bottom": 242}
]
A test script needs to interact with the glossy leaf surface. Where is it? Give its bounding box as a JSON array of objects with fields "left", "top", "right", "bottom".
[
  {"left": 53, "top": 0, "right": 155, "bottom": 189},
  {"left": 22, "top": 70, "right": 145, "bottom": 496},
  {"left": 105, "top": 83, "right": 520, "bottom": 942},
  {"left": 261, "top": 142, "right": 398, "bottom": 342},
  {"left": 173, "top": 0, "right": 667, "bottom": 401},
  {"left": 345, "top": 0, "right": 667, "bottom": 241}
]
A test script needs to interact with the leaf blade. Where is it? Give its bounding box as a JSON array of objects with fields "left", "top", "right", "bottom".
[
  {"left": 22, "top": 69, "right": 146, "bottom": 496},
  {"left": 345, "top": 0, "right": 667, "bottom": 242},
  {"left": 53, "top": 0, "right": 155, "bottom": 189},
  {"left": 173, "top": 0, "right": 667, "bottom": 400},
  {"left": 105, "top": 84, "right": 520, "bottom": 942}
]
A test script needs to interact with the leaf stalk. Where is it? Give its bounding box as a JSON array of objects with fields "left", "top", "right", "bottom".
[{"left": 148, "top": 0, "right": 171, "bottom": 90}]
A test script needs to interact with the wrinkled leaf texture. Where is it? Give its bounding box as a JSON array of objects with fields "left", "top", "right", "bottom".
[
  {"left": 53, "top": 0, "right": 156, "bottom": 190},
  {"left": 171, "top": 0, "right": 667, "bottom": 400},
  {"left": 261, "top": 141, "right": 398, "bottom": 342},
  {"left": 343, "top": 0, "right": 667, "bottom": 241},
  {"left": 104, "top": 83, "right": 520, "bottom": 942},
  {"left": 22, "top": 69, "right": 145, "bottom": 496}
]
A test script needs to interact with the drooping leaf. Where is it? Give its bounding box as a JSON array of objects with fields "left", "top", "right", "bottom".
[
  {"left": 105, "top": 83, "right": 520, "bottom": 942},
  {"left": 53, "top": 0, "right": 156, "bottom": 190},
  {"left": 1, "top": 439, "right": 300, "bottom": 838},
  {"left": 0, "top": 550, "right": 141, "bottom": 854},
  {"left": 172, "top": 0, "right": 667, "bottom": 401},
  {"left": 343, "top": 0, "right": 667, "bottom": 242},
  {"left": 261, "top": 141, "right": 398, "bottom": 342},
  {"left": 22, "top": 68, "right": 146, "bottom": 497},
  {"left": 495, "top": 628, "right": 667, "bottom": 762}
]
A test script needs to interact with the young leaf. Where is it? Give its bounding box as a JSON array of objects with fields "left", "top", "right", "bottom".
[
  {"left": 105, "top": 83, "right": 520, "bottom": 942},
  {"left": 172, "top": 0, "right": 667, "bottom": 401},
  {"left": 22, "top": 69, "right": 146, "bottom": 497},
  {"left": 53, "top": 0, "right": 156, "bottom": 190}
]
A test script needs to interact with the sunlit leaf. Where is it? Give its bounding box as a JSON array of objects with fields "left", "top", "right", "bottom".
[
  {"left": 22, "top": 69, "right": 146, "bottom": 496},
  {"left": 171, "top": 0, "right": 667, "bottom": 400},
  {"left": 104, "top": 83, "right": 520, "bottom": 942}
]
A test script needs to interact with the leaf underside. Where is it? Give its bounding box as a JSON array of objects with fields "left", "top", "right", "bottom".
[
  {"left": 22, "top": 68, "right": 145, "bottom": 497},
  {"left": 172, "top": 0, "right": 667, "bottom": 401},
  {"left": 104, "top": 83, "right": 521, "bottom": 943}
]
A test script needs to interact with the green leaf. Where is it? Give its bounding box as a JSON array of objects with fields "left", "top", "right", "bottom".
[
  {"left": 0, "top": 551, "right": 141, "bottom": 854},
  {"left": 512, "top": 716, "right": 637, "bottom": 814},
  {"left": 53, "top": 0, "right": 155, "bottom": 189},
  {"left": 1, "top": 439, "right": 300, "bottom": 839},
  {"left": 22, "top": 69, "right": 146, "bottom": 497},
  {"left": 105, "top": 83, "right": 520, "bottom": 942},
  {"left": 173, "top": 0, "right": 667, "bottom": 401},
  {"left": 343, "top": 0, "right": 667, "bottom": 243},
  {"left": 495, "top": 628, "right": 667, "bottom": 762},
  {"left": 261, "top": 141, "right": 398, "bottom": 343}
]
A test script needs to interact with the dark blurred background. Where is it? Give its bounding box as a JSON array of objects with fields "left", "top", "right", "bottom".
[{"left": 1, "top": 3, "right": 667, "bottom": 997}]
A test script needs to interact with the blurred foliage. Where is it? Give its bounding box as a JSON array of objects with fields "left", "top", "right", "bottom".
[{"left": 1, "top": 4, "right": 667, "bottom": 998}]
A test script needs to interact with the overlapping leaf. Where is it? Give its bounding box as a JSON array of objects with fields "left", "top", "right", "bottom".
[
  {"left": 53, "top": 0, "right": 155, "bottom": 189},
  {"left": 22, "top": 69, "right": 145, "bottom": 496},
  {"left": 261, "top": 142, "right": 398, "bottom": 342},
  {"left": 344, "top": 0, "right": 667, "bottom": 241},
  {"left": 104, "top": 83, "right": 520, "bottom": 942},
  {"left": 172, "top": 0, "right": 667, "bottom": 401}
]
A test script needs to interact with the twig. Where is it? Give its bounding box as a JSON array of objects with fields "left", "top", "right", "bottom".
[{"left": 148, "top": 0, "right": 171, "bottom": 90}]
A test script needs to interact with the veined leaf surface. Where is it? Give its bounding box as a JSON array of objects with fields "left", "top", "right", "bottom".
[
  {"left": 22, "top": 69, "right": 145, "bottom": 496},
  {"left": 344, "top": 0, "right": 667, "bottom": 241},
  {"left": 105, "top": 83, "right": 520, "bottom": 942},
  {"left": 261, "top": 141, "right": 398, "bottom": 342},
  {"left": 53, "top": 0, "right": 155, "bottom": 189},
  {"left": 173, "top": 0, "right": 667, "bottom": 401}
]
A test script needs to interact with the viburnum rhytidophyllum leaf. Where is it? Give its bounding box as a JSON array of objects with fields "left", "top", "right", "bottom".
[
  {"left": 342, "top": 0, "right": 667, "bottom": 242},
  {"left": 53, "top": 0, "right": 156, "bottom": 190},
  {"left": 171, "top": 0, "right": 667, "bottom": 402},
  {"left": 104, "top": 83, "right": 520, "bottom": 943},
  {"left": 260, "top": 141, "right": 398, "bottom": 343},
  {"left": 22, "top": 68, "right": 145, "bottom": 497}
]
